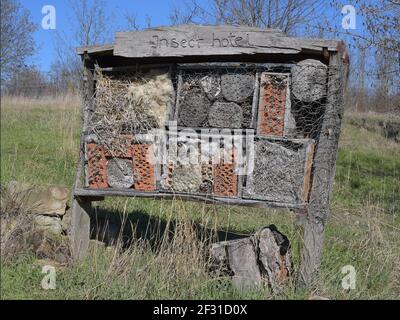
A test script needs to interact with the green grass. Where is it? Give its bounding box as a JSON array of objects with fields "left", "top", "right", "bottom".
[
  {"left": 0, "top": 97, "right": 80, "bottom": 186},
  {"left": 333, "top": 122, "right": 400, "bottom": 214},
  {"left": 1, "top": 97, "right": 399, "bottom": 300}
]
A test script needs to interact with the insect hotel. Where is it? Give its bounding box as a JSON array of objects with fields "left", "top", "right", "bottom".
[{"left": 74, "top": 25, "right": 348, "bottom": 286}]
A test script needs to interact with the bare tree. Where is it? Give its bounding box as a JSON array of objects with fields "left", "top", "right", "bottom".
[
  {"left": 0, "top": 0, "right": 36, "bottom": 82},
  {"left": 125, "top": 12, "right": 140, "bottom": 31},
  {"left": 325, "top": 0, "right": 400, "bottom": 113},
  {"left": 170, "top": 0, "right": 325, "bottom": 35},
  {"left": 70, "top": 0, "right": 114, "bottom": 46},
  {"left": 52, "top": 0, "right": 115, "bottom": 94},
  {"left": 170, "top": 0, "right": 209, "bottom": 25}
]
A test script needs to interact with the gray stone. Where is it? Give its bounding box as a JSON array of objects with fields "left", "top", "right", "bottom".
[
  {"left": 243, "top": 140, "right": 308, "bottom": 204},
  {"left": 61, "top": 208, "right": 71, "bottom": 233},
  {"left": 7, "top": 181, "right": 69, "bottom": 216},
  {"left": 200, "top": 75, "right": 221, "bottom": 100},
  {"left": 221, "top": 73, "right": 255, "bottom": 102},
  {"left": 107, "top": 158, "right": 134, "bottom": 188},
  {"left": 291, "top": 59, "right": 328, "bottom": 102},
  {"left": 34, "top": 215, "right": 63, "bottom": 235},
  {"left": 178, "top": 89, "right": 211, "bottom": 127},
  {"left": 85, "top": 134, "right": 99, "bottom": 143},
  {"left": 208, "top": 102, "right": 243, "bottom": 128}
]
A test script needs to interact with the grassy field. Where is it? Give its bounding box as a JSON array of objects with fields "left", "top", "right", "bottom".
[{"left": 1, "top": 96, "right": 399, "bottom": 299}]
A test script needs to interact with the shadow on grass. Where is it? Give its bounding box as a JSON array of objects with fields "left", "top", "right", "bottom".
[{"left": 89, "top": 206, "right": 248, "bottom": 250}]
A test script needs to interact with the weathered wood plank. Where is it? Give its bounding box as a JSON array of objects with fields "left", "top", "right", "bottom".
[
  {"left": 70, "top": 53, "right": 95, "bottom": 262},
  {"left": 113, "top": 25, "right": 342, "bottom": 59},
  {"left": 76, "top": 44, "right": 114, "bottom": 55},
  {"left": 73, "top": 188, "right": 305, "bottom": 210}
]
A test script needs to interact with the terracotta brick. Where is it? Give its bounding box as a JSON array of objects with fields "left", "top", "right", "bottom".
[
  {"left": 86, "top": 143, "right": 108, "bottom": 189},
  {"left": 257, "top": 73, "right": 288, "bottom": 136},
  {"left": 213, "top": 150, "right": 238, "bottom": 197},
  {"left": 132, "top": 143, "right": 155, "bottom": 191}
]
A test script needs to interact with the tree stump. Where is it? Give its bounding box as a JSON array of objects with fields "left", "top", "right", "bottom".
[{"left": 210, "top": 225, "right": 292, "bottom": 293}]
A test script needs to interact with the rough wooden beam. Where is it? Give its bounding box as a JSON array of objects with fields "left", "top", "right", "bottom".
[
  {"left": 70, "top": 53, "right": 96, "bottom": 261},
  {"left": 74, "top": 188, "right": 305, "bottom": 210},
  {"left": 297, "top": 52, "right": 347, "bottom": 288},
  {"left": 70, "top": 197, "right": 91, "bottom": 261},
  {"left": 76, "top": 44, "right": 114, "bottom": 55}
]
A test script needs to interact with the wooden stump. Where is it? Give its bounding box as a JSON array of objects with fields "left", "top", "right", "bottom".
[{"left": 210, "top": 225, "right": 292, "bottom": 293}]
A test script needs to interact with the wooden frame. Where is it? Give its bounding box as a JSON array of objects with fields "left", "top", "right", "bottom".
[{"left": 73, "top": 25, "right": 348, "bottom": 289}]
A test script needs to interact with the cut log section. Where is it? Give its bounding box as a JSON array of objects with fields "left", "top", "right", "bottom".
[
  {"left": 209, "top": 225, "right": 292, "bottom": 293},
  {"left": 291, "top": 59, "right": 328, "bottom": 103}
]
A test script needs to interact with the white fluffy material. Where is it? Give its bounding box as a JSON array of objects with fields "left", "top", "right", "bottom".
[{"left": 127, "top": 69, "right": 174, "bottom": 127}]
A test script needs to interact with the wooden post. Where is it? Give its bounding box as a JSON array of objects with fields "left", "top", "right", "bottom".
[
  {"left": 297, "top": 52, "right": 347, "bottom": 288},
  {"left": 71, "top": 197, "right": 91, "bottom": 260},
  {"left": 70, "top": 52, "right": 95, "bottom": 261}
]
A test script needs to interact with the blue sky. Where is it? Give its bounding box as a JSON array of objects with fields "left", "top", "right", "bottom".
[
  {"left": 23, "top": 0, "right": 187, "bottom": 71},
  {"left": 21, "top": 0, "right": 361, "bottom": 73}
]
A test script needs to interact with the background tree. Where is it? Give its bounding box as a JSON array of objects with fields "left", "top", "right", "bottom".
[
  {"left": 328, "top": 0, "right": 400, "bottom": 113},
  {"left": 52, "top": 0, "right": 115, "bottom": 94},
  {"left": 0, "top": 0, "right": 36, "bottom": 82},
  {"left": 170, "top": 0, "right": 325, "bottom": 35}
]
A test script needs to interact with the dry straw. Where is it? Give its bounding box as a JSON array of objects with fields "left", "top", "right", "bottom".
[{"left": 90, "top": 67, "right": 174, "bottom": 154}]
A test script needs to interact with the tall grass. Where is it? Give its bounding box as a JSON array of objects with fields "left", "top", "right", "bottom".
[{"left": 0, "top": 95, "right": 81, "bottom": 186}]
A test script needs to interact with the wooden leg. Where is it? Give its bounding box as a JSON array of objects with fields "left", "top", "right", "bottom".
[
  {"left": 71, "top": 197, "right": 91, "bottom": 261},
  {"left": 297, "top": 215, "right": 326, "bottom": 289}
]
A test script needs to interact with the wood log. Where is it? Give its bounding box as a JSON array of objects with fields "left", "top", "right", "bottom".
[{"left": 210, "top": 225, "right": 292, "bottom": 293}]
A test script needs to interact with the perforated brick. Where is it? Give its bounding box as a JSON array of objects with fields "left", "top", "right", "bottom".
[
  {"left": 200, "top": 162, "right": 214, "bottom": 193},
  {"left": 163, "top": 162, "right": 175, "bottom": 190},
  {"left": 213, "top": 150, "right": 238, "bottom": 197},
  {"left": 132, "top": 143, "right": 155, "bottom": 191},
  {"left": 257, "top": 73, "right": 289, "bottom": 136},
  {"left": 86, "top": 143, "right": 108, "bottom": 189}
]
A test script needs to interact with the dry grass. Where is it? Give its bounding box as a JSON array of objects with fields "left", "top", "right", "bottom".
[
  {"left": 0, "top": 185, "right": 35, "bottom": 263},
  {"left": 92, "top": 69, "right": 173, "bottom": 154},
  {"left": 0, "top": 96, "right": 399, "bottom": 299},
  {"left": 1, "top": 94, "right": 81, "bottom": 110}
]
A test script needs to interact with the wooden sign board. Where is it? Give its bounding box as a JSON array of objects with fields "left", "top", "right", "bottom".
[{"left": 112, "top": 25, "right": 340, "bottom": 58}]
